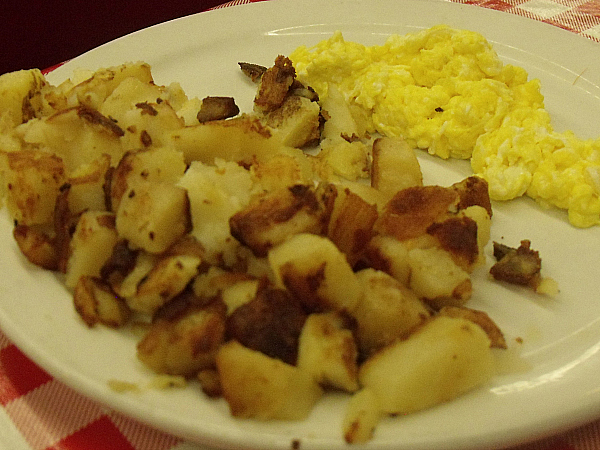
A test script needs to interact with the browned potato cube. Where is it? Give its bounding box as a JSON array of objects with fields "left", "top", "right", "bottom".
[
  {"left": 407, "top": 247, "right": 472, "bottom": 309},
  {"left": 226, "top": 288, "right": 307, "bottom": 365},
  {"left": 1, "top": 150, "right": 66, "bottom": 226},
  {"left": 371, "top": 136, "right": 423, "bottom": 199},
  {"left": 353, "top": 268, "right": 430, "bottom": 356},
  {"left": 13, "top": 224, "right": 58, "bottom": 270},
  {"left": 73, "top": 276, "right": 130, "bottom": 328},
  {"left": 65, "top": 211, "right": 119, "bottom": 288},
  {"left": 297, "top": 312, "right": 359, "bottom": 392},
  {"left": 137, "top": 296, "right": 226, "bottom": 376},
  {"left": 359, "top": 316, "right": 494, "bottom": 415},
  {"left": 115, "top": 181, "right": 191, "bottom": 254},
  {"left": 128, "top": 255, "right": 201, "bottom": 315},
  {"left": 230, "top": 185, "right": 328, "bottom": 257},
  {"left": 327, "top": 186, "right": 378, "bottom": 267},
  {"left": 268, "top": 233, "right": 361, "bottom": 313},
  {"left": 216, "top": 340, "right": 323, "bottom": 420}
]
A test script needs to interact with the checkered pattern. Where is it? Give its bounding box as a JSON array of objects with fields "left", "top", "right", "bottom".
[
  {"left": 451, "top": 0, "right": 600, "bottom": 41},
  {"left": 4, "top": 1, "right": 600, "bottom": 449}
]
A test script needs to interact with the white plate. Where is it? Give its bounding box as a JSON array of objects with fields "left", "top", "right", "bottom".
[{"left": 1, "top": 0, "right": 600, "bottom": 449}]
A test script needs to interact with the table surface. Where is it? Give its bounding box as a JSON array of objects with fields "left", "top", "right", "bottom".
[{"left": 2, "top": 1, "right": 600, "bottom": 449}]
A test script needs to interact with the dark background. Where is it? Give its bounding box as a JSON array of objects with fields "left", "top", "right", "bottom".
[{"left": 2, "top": 0, "right": 228, "bottom": 75}]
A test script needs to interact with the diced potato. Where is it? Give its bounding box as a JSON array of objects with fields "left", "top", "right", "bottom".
[
  {"left": 407, "top": 246, "right": 472, "bottom": 309},
  {"left": 73, "top": 276, "right": 130, "bottom": 327},
  {"left": 359, "top": 316, "right": 494, "bottom": 415},
  {"left": 110, "top": 146, "right": 186, "bottom": 212},
  {"left": 353, "top": 268, "right": 430, "bottom": 356},
  {"left": 321, "top": 85, "right": 360, "bottom": 140},
  {"left": 65, "top": 211, "right": 119, "bottom": 288},
  {"left": 268, "top": 233, "right": 361, "bottom": 313},
  {"left": 371, "top": 136, "right": 423, "bottom": 199},
  {"left": 17, "top": 106, "right": 125, "bottom": 173},
  {"left": 137, "top": 298, "right": 226, "bottom": 376},
  {"left": 327, "top": 186, "right": 378, "bottom": 267},
  {"left": 426, "top": 215, "right": 480, "bottom": 272},
  {"left": 439, "top": 306, "right": 507, "bottom": 349},
  {"left": 262, "top": 95, "right": 321, "bottom": 148},
  {"left": 460, "top": 205, "right": 491, "bottom": 266},
  {"left": 12, "top": 224, "right": 58, "bottom": 270},
  {"left": 361, "top": 235, "right": 411, "bottom": 286},
  {"left": 374, "top": 185, "right": 459, "bottom": 241},
  {"left": 64, "top": 62, "right": 153, "bottom": 110},
  {"left": 230, "top": 185, "right": 328, "bottom": 257},
  {"left": 101, "top": 79, "right": 185, "bottom": 151},
  {"left": 0, "top": 149, "right": 66, "bottom": 226},
  {"left": 0, "top": 68, "right": 47, "bottom": 126},
  {"left": 226, "top": 288, "right": 306, "bottom": 365},
  {"left": 313, "top": 139, "right": 370, "bottom": 182},
  {"left": 216, "top": 340, "right": 323, "bottom": 420},
  {"left": 128, "top": 255, "right": 201, "bottom": 314},
  {"left": 297, "top": 312, "right": 359, "bottom": 392},
  {"left": 67, "top": 153, "right": 111, "bottom": 215},
  {"left": 343, "top": 388, "right": 383, "bottom": 444},
  {"left": 250, "top": 150, "right": 314, "bottom": 192},
  {"left": 220, "top": 278, "right": 261, "bottom": 315},
  {"left": 178, "top": 159, "right": 253, "bottom": 266},
  {"left": 115, "top": 181, "right": 191, "bottom": 254},
  {"left": 169, "top": 116, "right": 284, "bottom": 166}
]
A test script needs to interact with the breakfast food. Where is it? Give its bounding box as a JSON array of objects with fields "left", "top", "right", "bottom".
[
  {"left": 290, "top": 25, "right": 600, "bottom": 228},
  {"left": 0, "top": 25, "right": 567, "bottom": 444}
]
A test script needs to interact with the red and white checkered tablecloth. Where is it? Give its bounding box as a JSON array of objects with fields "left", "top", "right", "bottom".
[{"left": 2, "top": 1, "right": 600, "bottom": 449}]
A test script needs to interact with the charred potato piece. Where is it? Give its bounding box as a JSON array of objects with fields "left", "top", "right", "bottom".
[
  {"left": 216, "top": 340, "right": 323, "bottom": 420},
  {"left": 426, "top": 215, "right": 480, "bottom": 272},
  {"left": 137, "top": 294, "right": 226, "bottom": 377},
  {"left": 230, "top": 184, "right": 328, "bottom": 257},
  {"left": 196, "top": 96, "right": 240, "bottom": 123},
  {"left": 360, "top": 235, "right": 411, "bottom": 286},
  {"left": 374, "top": 185, "right": 459, "bottom": 241},
  {"left": 327, "top": 186, "right": 378, "bottom": 267},
  {"left": 226, "top": 288, "right": 307, "bottom": 365},
  {"left": 261, "top": 94, "right": 321, "bottom": 148},
  {"left": 253, "top": 55, "right": 296, "bottom": 114},
  {"left": 490, "top": 240, "right": 542, "bottom": 289}
]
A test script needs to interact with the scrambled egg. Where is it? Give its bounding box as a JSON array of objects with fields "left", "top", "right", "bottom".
[{"left": 290, "top": 25, "right": 600, "bottom": 227}]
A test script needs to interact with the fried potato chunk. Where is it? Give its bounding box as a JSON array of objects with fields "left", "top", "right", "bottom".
[
  {"left": 297, "top": 311, "right": 359, "bottom": 392},
  {"left": 253, "top": 55, "right": 296, "bottom": 114},
  {"left": 358, "top": 316, "right": 494, "bottom": 415},
  {"left": 371, "top": 136, "right": 423, "bottom": 199},
  {"left": 73, "top": 276, "right": 130, "bottom": 328},
  {"left": 268, "top": 233, "right": 361, "bottom": 313},
  {"left": 137, "top": 292, "right": 226, "bottom": 376},
  {"left": 226, "top": 288, "right": 307, "bottom": 365},
  {"left": 230, "top": 184, "right": 329, "bottom": 257},
  {"left": 65, "top": 211, "right": 119, "bottom": 288},
  {"left": 0, "top": 149, "right": 66, "bottom": 226},
  {"left": 353, "top": 269, "right": 430, "bottom": 356},
  {"left": 407, "top": 246, "right": 472, "bottom": 309},
  {"left": 216, "top": 340, "right": 323, "bottom": 420},
  {"left": 115, "top": 181, "right": 191, "bottom": 254}
]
